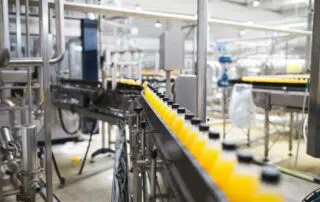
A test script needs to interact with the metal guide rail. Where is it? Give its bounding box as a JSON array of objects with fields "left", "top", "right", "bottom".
[{"left": 140, "top": 94, "right": 227, "bottom": 202}]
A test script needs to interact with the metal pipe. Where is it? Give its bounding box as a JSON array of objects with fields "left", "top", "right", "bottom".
[
  {"left": 150, "top": 148, "right": 157, "bottom": 202},
  {"left": 196, "top": 0, "right": 207, "bottom": 121},
  {"left": 0, "top": 0, "right": 10, "bottom": 66},
  {"left": 41, "top": 0, "right": 53, "bottom": 200},
  {"left": 0, "top": 0, "right": 65, "bottom": 67},
  {"left": 62, "top": 1, "right": 312, "bottom": 36},
  {"left": 26, "top": 0, "right": 33, "bottom": 124},
  {"left": 21, "top": 125, "right": 38, "bottom": 202},
  {"left": 305, "top": 0, "right": 313, "bottom": 71}
]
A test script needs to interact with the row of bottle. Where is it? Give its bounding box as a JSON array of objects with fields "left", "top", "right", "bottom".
[{"left": 144, "top": 84, "right": 284, "bottom": 202}]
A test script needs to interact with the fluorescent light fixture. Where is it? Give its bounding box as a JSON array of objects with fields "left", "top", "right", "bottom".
[
  {"left": 252, "top": 0, "right": 260, "bottom": 7},
  {"left": 155, "top": 20, "right": 162, "bottom": 28}
]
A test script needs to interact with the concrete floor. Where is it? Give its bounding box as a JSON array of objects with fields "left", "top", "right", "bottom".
[{"left": 3, "top": 120, "right": 320, "bottom": 202}]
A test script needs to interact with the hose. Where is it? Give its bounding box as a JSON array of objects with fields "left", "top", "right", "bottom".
[
  {"left": 57, "top": 108, "right": 79, "bottom": 135},
  {"left": 78, "top": 121, "right": 97, "bottom": 175}
]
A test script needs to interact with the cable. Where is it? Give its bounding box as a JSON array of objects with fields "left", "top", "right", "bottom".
[
  {"left": 78, "top": 121, "right": 97, "bottom": 175},
  {"left": 58, "top": 108, "right": 79, "bottom": 135}
]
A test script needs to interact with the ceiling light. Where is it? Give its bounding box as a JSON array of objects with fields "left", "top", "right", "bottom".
[
  {"left": 252, "top": 0, "right": 260, "bottom": 7},
  {"left": 154, "top": 20, "right": 162, "bottom": 28}
]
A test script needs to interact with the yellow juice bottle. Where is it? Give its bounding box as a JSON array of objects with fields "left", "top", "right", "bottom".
[
  {"left": 172, "top": 118, "right": 185, "bottom": 135},
  {"left": 171, "top": 108, "right": 186, "bottom": 134},
  {"left": 184, "top": 130, "right": 199, "bottom": 150},
  {"left": 167, "top": 104, "right": 179, "bottom": 127},
  {"left": 184, "top": 117, "right": 201, "bottom": 148},
  {"left": 190, "top": 135, "right": 207, "bottom": 157},
  {"left": 198, "top": 129, "right": 221, "bottom": 171},
  {"left": 224, "top": 150, "right": 259, "bottom": 202},
  {"left": 177, "top": 124, "right": 192, "bottom": 142},
  {"left": 190, "top": 124, "right": 210, "bottom": 157},
  {"left": 209, "top": 141, "right": 238, "bottom": 190},
  {"left": 249, "top": 166, "right": 284, "bottom": 202}
]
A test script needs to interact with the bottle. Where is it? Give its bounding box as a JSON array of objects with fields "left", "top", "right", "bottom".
[
  {"left": 250, "top": 166, "right": 284, "bottom": 202},
  {"left": 159, "top": 97, "right": 170, "bottom": 118},
  {"left": 184, "top": 117, "right": 201, "bottom": 149},
  {"left": 190, "top": 123, "right": 210, "bottom": 157},
  {"left": 209, "top": 140, "right": 238, "bottom": 190},
  {"left": 172, "top": 108, "right": 186, "bottom": 135},
  {"left": 224, "top": 150, "right": 259, "bottom": 202},
  {"left": 184, "top": 113, "right": 195, "bottom": 127},
  {"left": 167, "top": 104, "right": 180, "bottom": 127},
  {"left": 198, "top": 129, "right": 221, "bottom": 171}
]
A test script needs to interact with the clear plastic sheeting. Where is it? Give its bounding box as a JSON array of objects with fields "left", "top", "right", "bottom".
[
  {"left": 112, "top": 125, "right": 128, "bottom": 202},
  {"left": 229, "top": 84, "right": 256, "bottom": 129}
]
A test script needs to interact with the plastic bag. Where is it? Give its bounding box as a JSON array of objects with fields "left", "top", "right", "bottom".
[{"left": 229, "top": 84, "right": 256, "bottom": 128}]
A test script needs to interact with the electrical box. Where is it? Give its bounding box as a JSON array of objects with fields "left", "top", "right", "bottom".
[
  {"left": 174, "top": 75, "right": 197, "bottom": 114},
  {"left": 159, "top": 29, "right": 184, "bottom": 71}
]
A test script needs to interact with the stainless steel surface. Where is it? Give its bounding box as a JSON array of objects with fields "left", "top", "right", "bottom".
[
  {"left": 165, "top": 70, "right": 171, "bottom": 99},
  {"left": 41, "top": 0, "right": 53, "bottom": 200},
  {"left": 21, "top": 125, "right": 38, "bottom": 172},
  {"left": 21, "top": 125, "right": 38, "bottom": 202},
  {"left": 0, "top": 126, "right": 13, "bottom": 148},
  {"left": 196, "top": 0, "right": 207, "bottom": 121},
  {"left": 174, "top": 75, "right": 197, "bottom": 114},
  {"left": 1, "top": 0, "right": 65, "bottom": 67},
  {"left": 159, "top": 29, "right": 184, "bottom": 71},
  {"left": 289, "top": 112, "right": 293, "bottom": 156},
  {"left": 15, "top": 0, "right": 22, "bottom": 58},
  {"left": 0, "top": 0, "right": 10, "bottom": 67},
  {"left": 26, "top": 0, "right": 33, "bottom": 124},
  {"left": 222, "top": 88, "right": 227, "bottom": 139},
  {"left": 264, "top": 95, "right": 270, "bottom": 162},
  {"left": 62, "top": 1, "right": 311, "bottom": 35},
  {"left": 150, "top": 148, "right": 156, "bottom": 202},
  {"left": 140, "top": 94, "right": 227, "bottom": 201},
  {"left": 0, "top": 70, "right": 28, "bottom": 83},
  {"left": 306, "top": 0, "right": 313, "bottom": 71}
]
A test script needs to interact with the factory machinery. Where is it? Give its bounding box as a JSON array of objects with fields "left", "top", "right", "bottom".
[{"left": 0, "top": 0, "right": 317, "bottom": 201}]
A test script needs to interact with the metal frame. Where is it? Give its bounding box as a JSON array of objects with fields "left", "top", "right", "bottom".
[
  {"left": 140, "top": 94, "right": 227, "bottom": 202},
  {"left": 307, "top": 0, "right": 320, "bottom": 158}
]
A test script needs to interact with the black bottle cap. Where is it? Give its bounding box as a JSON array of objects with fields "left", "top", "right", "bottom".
[
  {"left": 177, "top": 107, "right": 186, "bottom": 114},
  {"left": 163, "top": 97, "right": 169, "bottom": 102},
  {"left": 168, "top": 101, "right": 174, "bottom": 106},
  {"left": 159, "top": 94, "right": 165, "bottom": 99},
  {"left": 156, "top": 92, "right": 162, "bottom": 97},
  {"left": 199, "top": 123, "right": 209, "bottom": 132},
  {"left": 222, "top": 140, "right": 237, "bottom": 151},
  {"left": 172, "top": 103, "right": 179, "bottom": 109},
  {"left": 261, "top": 166, "right": 281, "bottom": 184},
  {"left": 208, "top": 129, "right": 220, "bottom": 140},
  {"left": 237, "top": 150, "right": 253, "bottom": 164},
  {"left": 185, "top": 113, "right": 195, "bottom": 120},
  {"left": 191, "top": 117, "right": 201, "bottom": 125}
]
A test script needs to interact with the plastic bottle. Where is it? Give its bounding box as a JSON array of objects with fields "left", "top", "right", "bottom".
[
  {"left": 172, "top": 108, "right": 186, "bottom": 135},
  {"left": 224, "top": 150, "right": 260, "bottom": 202},
  {"left": 249, "top": 166, "right": 284, "bottom": 202},
  {"left": 209, "top": 141, "right": 238, "bottom": 190},
  {"left": 167, "top": 104, "right": 179, "bottom": 127},
  {"left": 190, "top": 124, "right": 210, "bottom": 157},
  {"left": 184, "top": 113, "right": 195, "bottom": 127},
  {"left": 198, "top": 129, "right": 221, "bottom": 171},
  {"left": 184, "top": 117, "right": 201, "bottom": 149}
]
